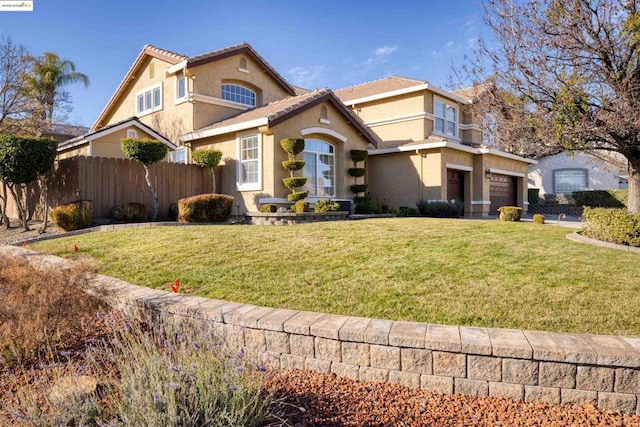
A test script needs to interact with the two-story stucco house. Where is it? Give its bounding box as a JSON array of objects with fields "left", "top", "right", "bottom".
[
  {"left": 334, "top": 77, "right": 536, "bottom": 216},
  {"left": 59, "top": 42, "right": 534, "bottom": 216}
]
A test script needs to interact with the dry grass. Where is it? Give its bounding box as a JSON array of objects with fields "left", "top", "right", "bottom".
[{"left": 0, "top": 254, "right": 105, "bottom": 364}]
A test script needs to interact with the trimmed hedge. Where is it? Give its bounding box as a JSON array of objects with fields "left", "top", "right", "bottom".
[
  {"left": 533, "top": 214, "right": 545, "bottom": 224},
  {"left": 415, "top": 200, "right": 463, "bottom": 218},
  {"left": 178, "top": 194, "right": 234, "bottom": 223},
  {"left": 50, "top": 200, "right": 93, "bottom": 231},
  {"left": 283, "top": 177, "right": 308, "bottom": 190},
  {"left": 573, "top": 190, "right": 627, "bottom": 208},
  {"left": 314, "top": 199, "right": 340, "bottom": 213},
  {"left": 582, "top": 207, "right": 640, "bottom": 247},
  {"left": 260, "top": 204, "right": 278, "bottom": 213},
  {"left": 280, "top": 138, "right": 305, "bottom": 157},
  {"left": 348, "top": 168, "right": 366, "bottom": 178},
  {"left": 111, "top": 202, "right": 147, "bottom": 222},
  {"left": 498, "top": 206, "right": 522, "bottom": 221},
  {"left": 294, "top": 201, "right": 309, "bottom": 213},
  {"left": 287, "top": 191, "right": 308, "bottom": 202}
]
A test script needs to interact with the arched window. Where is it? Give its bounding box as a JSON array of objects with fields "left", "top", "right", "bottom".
[
  {"left": 222, "top": 83, "right": 255, "bottom": 106},
  {"left": 303, "top": 139, "right": 335, "bottom": 197}
]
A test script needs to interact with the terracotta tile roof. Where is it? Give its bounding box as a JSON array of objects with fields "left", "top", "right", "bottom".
[
  {"left": 143, "top": 44, "right": 188, "bottom": 64},
  {"left": 188, "top": 88, "right": 381, "bottom": 147},
  {"left": 334, "top": 75, "right": 427, "bottom": 102}
]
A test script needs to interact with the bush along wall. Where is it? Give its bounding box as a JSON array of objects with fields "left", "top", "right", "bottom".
[
  {"left": 572, "top": 190, "right": 628, "bottom": 208},
  {"left": 50, "top": 200, "right": 93, "bottom": 231},
  {"left": 178, "top": 194, "right": 234, "bottom": 223},
  {"left": 281, "top": 138, "right": 308, "bottom": 203},
  {"left": 582, "top": 207, "right": 640, "bottom": 247}
]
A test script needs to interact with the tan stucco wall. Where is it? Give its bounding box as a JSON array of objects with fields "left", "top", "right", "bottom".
[
  {"left": 368, "top": 150, "right": 442, "bottom": 209},
  {"left": 190, "top": 101, "right": 371, "bottom": 212},
  {"left": 57, "top": 127, "right": 162, "bottom": 161},
  {"left": 57, "top": 145, "right": 89, "bottom": 160},
  {"left": 100, "top": 56, "right": 194, "bottom": 143},
  {"left": 471, "top": 153, "right": 530, "bottom": 216}
]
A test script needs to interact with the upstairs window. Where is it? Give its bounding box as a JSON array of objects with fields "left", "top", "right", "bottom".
[
  {"left": 222, "top": 84, "right": 256, "bottom": 107},
  {"left": 554, "top": 169, "right": 587, "bottom": 193},
  {"left": 434, "top": 98, "right": 458, "bottom": 138},
  {"left": 175, "top": 75, "right": 187, "bottom": 103},
  {"left": 169, "top": 147, "right": 187, "bottom": 164},
  {"left": 136, "top": 83, "right": 162, "bottom": 116},
  {"left": 482, "top": 114, "right": 497, "bottom": 146}
]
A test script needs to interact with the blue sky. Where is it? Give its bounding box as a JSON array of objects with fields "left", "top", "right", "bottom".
[{"left": 0, "top": 0, "right": 487, "bottom": 128}]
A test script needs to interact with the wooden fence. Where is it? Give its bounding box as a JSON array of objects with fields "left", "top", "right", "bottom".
[{"left": 2, "top": 156, "right": 218, "bottom": 221}]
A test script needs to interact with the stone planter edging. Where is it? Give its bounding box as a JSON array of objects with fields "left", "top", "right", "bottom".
[
  {"left": 3, "top": 245, "right": 639, "bottom": 414},
  {"left": 566, "top": 231, "right": 640, "bottom": 253}
]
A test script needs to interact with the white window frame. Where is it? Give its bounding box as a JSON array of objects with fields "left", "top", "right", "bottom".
[
  {"left": 236, "top": 133, "right": 262, "bottom": 191},
  {"left": 169, "top": 147, "right": 187, "bottom": 164},
  {"left": 135, "top": 82, "right": 163, "bottom": 117},
  {"left": 553, "top": 168, "right": 588, "bottom": 193},
  {"left": 126, "top": 129, "right": 138, "bottom": 139},
  {"left": 175, "top": 75, "right": 188, "bottom": 104},
  {"left": 302, "top": 139, "right": 335, "bottom": 197},
  {"left": 482, "top": 114, "right": 497, "bottom": 146},
  {"left": 222, "top": 83, "right": 256, "bottom": 107},
  {"left": 434, "top": 97, "right": 458, "bottom": 138}
]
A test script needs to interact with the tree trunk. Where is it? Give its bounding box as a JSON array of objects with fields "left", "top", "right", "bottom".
[
  {"left": 210, "top": 167, "right": 216, "bottom": 194},
  {"left": 8, "top": 184, "right": 29, "bottom": 231},
  {"left": 144, "top": 165, "right": 159, "bottom": 221},
  {"left": 0, "top": 182, "right": 8, "bottom": 229},
  {"left": 38, "top": 175, "right": 49, "bottom": 234},
  {"left": 627, "top": 157, "right": 640, "bottom": 214}
]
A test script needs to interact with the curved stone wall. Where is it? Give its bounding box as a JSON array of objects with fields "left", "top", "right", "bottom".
[{"left": 3, "top": 245, "right": 639, "bottom": 414}]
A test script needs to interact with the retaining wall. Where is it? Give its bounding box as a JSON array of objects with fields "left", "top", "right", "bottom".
[{"left": 4, "top": 245, "right": 640, "bottom": 414}]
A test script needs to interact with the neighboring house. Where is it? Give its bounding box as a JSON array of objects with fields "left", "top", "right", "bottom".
[
  {"left": 335, "top": 77, "right": 536, "bottom": 216},
  {"left": 528, "top": 151, "right": 628, "bottom": 195},
  {"left": 57, "top": 117, "right": 176, "bottom": 160},
  {"left": 63, "top": 43, "right": 535, "bottom": 216}
]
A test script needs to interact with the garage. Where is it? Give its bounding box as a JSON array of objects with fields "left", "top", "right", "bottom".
[{"left": 489, "top": 174, "right": 517, "bottom": 214}]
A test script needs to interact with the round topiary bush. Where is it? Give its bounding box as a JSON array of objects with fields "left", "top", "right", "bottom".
[
  {"left": 498, "top": 206, "right": 523, "bottom": 221},
  {"left": 348, "top": 168, "right": 366, "bottom": 178},
  {"left": 533, "top": 214, "right": 545, "bottom": 224},
  {"left": 280, "top": 138, "right": 305, "bottom": 158},
  {"left": 350, "top": 150, "right": 368, "bottom": 164}
]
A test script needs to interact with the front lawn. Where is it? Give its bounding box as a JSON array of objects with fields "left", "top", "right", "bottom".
[{"left": 30, "top": 218, "right": 640, "bottom": 336}]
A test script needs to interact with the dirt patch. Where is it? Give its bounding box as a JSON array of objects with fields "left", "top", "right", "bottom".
[{"left": 0, "top": 219, "right": 62, "bottom": 246}]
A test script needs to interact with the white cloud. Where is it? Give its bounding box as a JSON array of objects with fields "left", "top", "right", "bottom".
[
  {"left": 287, "top": 65, "right": 327, "bottom": 89},
  {"left": 374, "top": 46, "right": 397, "bottom": 56}
]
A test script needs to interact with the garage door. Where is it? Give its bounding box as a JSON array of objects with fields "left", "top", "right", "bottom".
[{"left": 490, "top": 174, "right": 517, "bottom": 214}]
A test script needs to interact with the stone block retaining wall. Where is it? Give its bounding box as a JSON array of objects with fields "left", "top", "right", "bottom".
[
  {"left": 4, "top": 245, "right": 640, "bottom": 414},
  {"left": 245, "top": 211, "right": 349, "bottom": 225}
]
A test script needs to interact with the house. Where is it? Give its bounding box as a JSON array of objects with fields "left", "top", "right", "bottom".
[
  {"left": 65, "top": 43, "right": 379, "bottom": 213},
  {"left": 528, "top": 150, "right": 628, "bottom": 196},
  {"left": 335, "top": 77, "right": 536, "bottom": 216},
  {"left": 63, "top": 43, "right": 534, "bottom": 216}
]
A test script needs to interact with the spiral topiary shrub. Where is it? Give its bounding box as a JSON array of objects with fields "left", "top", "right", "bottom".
[
  {"left": 280, "top": 138, "right": 307, "bottom": 204},
  {"left": 533, "top": 214, "right": 545, "bottom": 224},
  {"left": 498, "top": 206, "right": 523, "bottom": 221},
  {"left": 350, "top": 150, "right": 368, "bottom": 163},
  {"left": 111, "top": 202, "right": 147, "bottom": 222},
  {"left": 348, "top": 168, "right": 366, "bottom": 178},
  {"left": 50, "top": 200, "right": 93, "bottom": 231},
  {"left": 178, "top": 194, "right": 234, "bottom": 223},
  {"left": 314, "top": 199, "right": 340, "bottom": 213}
]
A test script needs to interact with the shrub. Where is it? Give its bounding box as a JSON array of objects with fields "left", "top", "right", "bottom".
[
  {"left": 314, "top": 199, "right": 340, "bottom": 212},
  {"left": 111, "top": 202, "right": 147, "bottom": 222},
  {"left": 280, "top": 138, "right": 305, "bottom": 157},
  {"left": 498, "top": 206, "right": 523, "bottom": 221},
  {"left": 349, "top": 150, "right": 368, "bottom": 163},
  {"left": 295, "top": 201, "right": 309, "bottom": 213},
  {"left": 354, "top": 199, "right": 381, "bottom": 214},
  {"left": 168, "top": 203, "right": 179, "bottom": 221},
  {"left": 282, "top": 160, "right": 305, "bottom": 172},
  {"left": 416, "top": 200, "right": 463, "bottom": 218},
  {"left": 49, "top": 200, "right": 93, "bottom": 231},
  {"left": 398, "top": 206, "right": 419, "bottom": 217},
  {"left": 573, "top": 190, "right": 627, "bottom": 208},
  {"left": 533, "top": 214, "right": 545, "bottom": 224},
  {"left": 528, "top": 188, "right": 540, "bottom": 205},
  {"left": 582, "top": 207, "right": 640, "bottom": 247},
  {"left": 178, "top": 194, "right": 234, "bottom": 222},
  {"left": 283, "top": 176, "right": 308, "bottom": 190},
  {"left": 192, "top": 149, "right": 223, "bottom": 194},
  {"left": 260, "top": 204, "right": 278, "bottom": 213},
  {"left": 350, "top": 184, "right": 368, "bottom": 194},
  {"left": 287, "top": 191, "right": 308, "bottom": 202},
  {"left": 348, "top": 167, "right": 366, "bottom": 178},
  {"left": 0, "top": 254, "right": 105, "bottom": 364}
]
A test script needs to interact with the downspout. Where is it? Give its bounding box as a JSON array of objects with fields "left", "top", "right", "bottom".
[{"left": 417, "top": 149, "right": 425, "bottom": 200}]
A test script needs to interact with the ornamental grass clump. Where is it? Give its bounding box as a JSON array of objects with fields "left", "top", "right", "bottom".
[
  {"left": 50, "top": 199, "right": 93, "bottom": 231},
  {"left": 280, "top": 138, "right": 308, "bottom": 202}
]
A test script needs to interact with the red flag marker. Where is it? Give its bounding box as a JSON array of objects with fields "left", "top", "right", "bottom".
[
  {"left": 73, "top": 244, "right": 78, "bottom": 252},
  {"left": 171, "top": 278, "right": 180, "bottom": 293},
  {"left": 22, "top": 241, "right": 28, "bottom": 247}
]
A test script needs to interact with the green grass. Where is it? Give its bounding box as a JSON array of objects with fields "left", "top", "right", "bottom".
[{"left": 31, "top": 218, "right": 640, "bottom": 336}]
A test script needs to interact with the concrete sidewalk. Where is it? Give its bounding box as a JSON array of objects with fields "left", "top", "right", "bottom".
[{"left": 519, "top": 213, "right": 583, "bottom": 229}]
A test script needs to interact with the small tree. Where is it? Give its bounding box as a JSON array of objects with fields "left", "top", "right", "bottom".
[
  {"left": 0, "top": 135, "right": 57, "bottom": 231},
  {"left": 192, "top": 149, "right": 223, "bottom": 194},
  {"left": 280, "top": 138, "right": 307, "bottom": 202},
  {"left": 121, "top": 138, "right": 168, "bottom": 221}
]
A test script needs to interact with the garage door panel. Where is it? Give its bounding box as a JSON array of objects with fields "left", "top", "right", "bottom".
[{"left": 490, "top": 174, "right": 516, "bottom": 214}]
